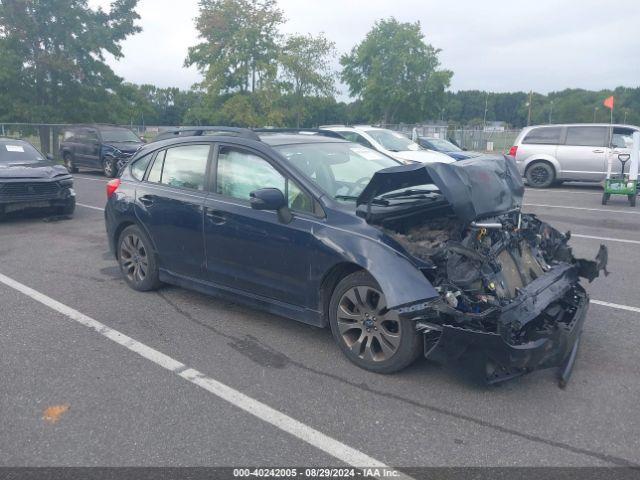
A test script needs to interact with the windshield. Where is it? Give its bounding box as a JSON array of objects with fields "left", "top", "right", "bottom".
[
  {"left": 275, "top": 142, "right": 398, "bottom": 201},
  {"left": 366, "top": 130, "right": 420, "bottom": 152},
  {"left": 426, "top": 138, "right": 462, "bottom": 152},
  {"left": 0, "top": 141, "right": 46, "bottom": 165},
  {"left": 100, "top": 128, "right": 141, "bottom": 143}
]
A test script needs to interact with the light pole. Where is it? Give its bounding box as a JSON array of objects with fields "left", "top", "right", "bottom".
[
  {"left": 624, "top": 110, "right": 629, "bottom": 124},
  {"left": 593, "top": 107, "right": 599, "bottom": 122},
  {"left": 548, "top": 100, "right": 554, "bottom": 124}
]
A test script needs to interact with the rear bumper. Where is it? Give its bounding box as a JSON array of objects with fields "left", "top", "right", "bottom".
[{"left": 423, "top": 275, "right": 589, "bottom": 385}]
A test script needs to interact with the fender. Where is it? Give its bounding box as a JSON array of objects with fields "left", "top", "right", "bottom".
[{"left": 311, "top": 221, "right": 439, "bottom": 311}]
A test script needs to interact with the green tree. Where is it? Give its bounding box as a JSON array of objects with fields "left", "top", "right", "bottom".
[
  {"left": 279, "top": 33, "right": 336, "bottom": 127},
  {"left": 340, "top": 17, "right": 452, "bottom": 124},
  {"left": 0, "top": 0, "right": 140, "bottom": 150},
  {"left": 186, "top": 0, "right": 284, "bottom": 95}
]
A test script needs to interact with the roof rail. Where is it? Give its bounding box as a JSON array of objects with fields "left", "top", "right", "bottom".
[
  {"left": 253, "top": 128, "right": 344, "bottom": 139},
  {"left": 156, "top": 126, "right": 261, "bottom": 142}
]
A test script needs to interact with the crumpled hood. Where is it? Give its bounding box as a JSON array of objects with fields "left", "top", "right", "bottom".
[
  {"left": 0, "top": 162, "right": 70, "bottom": 179},
  {"left": 357, "top": 154, "right": 524, "bottom": 224},
  {"left": 391, "top": 149, "right": 455, "bottom": 164}
]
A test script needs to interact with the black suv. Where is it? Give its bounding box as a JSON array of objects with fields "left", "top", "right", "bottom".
[{"left": 59, "top": 125, "right": 144, "bottom": 177}]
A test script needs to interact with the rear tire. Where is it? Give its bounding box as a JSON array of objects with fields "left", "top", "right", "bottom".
[
  {"left": 602, "top": 193, "right": 610, "bottom": 205},
  {"left": 630, "top": 194, "right": 636, "bottom": 207},
  {"left": 63, "top": 153, "right": 78, "bottom": 173},
  {"left": 328, "top": 271, "right": 422, "bottom": 374},
  {"left": 117, "top": 225, "right": 161, "bottom": 291},
  {"left": 526, "top": 161, "right": 555, "bottom": 188}
]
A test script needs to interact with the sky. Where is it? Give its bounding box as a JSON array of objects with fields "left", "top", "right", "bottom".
[{"left": 89, "top": 0, "right": 640, "bottom": 97}]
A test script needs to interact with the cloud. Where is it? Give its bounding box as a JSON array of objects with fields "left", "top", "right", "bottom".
[{"left": 92, "top": 0, "right": 640, "bottom": 94}]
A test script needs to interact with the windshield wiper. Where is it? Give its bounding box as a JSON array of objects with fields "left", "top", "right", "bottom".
[{"left": 334, "top": 195, "right": 359, "bottom": 201}]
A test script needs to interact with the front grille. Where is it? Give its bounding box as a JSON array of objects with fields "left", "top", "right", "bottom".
[{"left": 0, "top": 181, "right": 60, "bottom": 202}]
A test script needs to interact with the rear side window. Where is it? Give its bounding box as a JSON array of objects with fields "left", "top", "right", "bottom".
[
  {"left": 159, "top": 145, "right": 210, "bottom": 190},
  {"left": 522, "top": 127, "right": 563, "bottom": 145},
  {"left": 130, "top": 153, "right": 153, "bottom": 181},
  {"left": 565, "top": 127, "right": 607, "bottom": 147}
]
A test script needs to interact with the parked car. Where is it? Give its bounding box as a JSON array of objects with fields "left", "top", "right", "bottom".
[
  {"left": 321, "top": 125, "right": 454, "bottom": 164},
  {"left": 104, "top": 128, "right": 607, "bottom": 385},
  {"left": 0, "top": 138, "right": 75, "bottom": 218},
  {"left": 510, "top": 123, "right": 640, "bottom": 188},
  {"left": 59, "top": 124, "right": 144, "bottom": 177},
  {"left": 416, "top": 136, "right": 482, "bottom": 161}
]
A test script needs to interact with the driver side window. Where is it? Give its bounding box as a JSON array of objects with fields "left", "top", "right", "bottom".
[{"left": 216, "top": 147, "right": 313, "bottom": 213}]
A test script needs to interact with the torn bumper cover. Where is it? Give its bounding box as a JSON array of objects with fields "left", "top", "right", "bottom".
[{"left": 419, "top": 264, "right": 591, "bottom": 386}]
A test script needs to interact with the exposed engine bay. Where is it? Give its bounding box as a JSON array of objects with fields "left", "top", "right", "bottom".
[
  {"left": 384, "top": 210, "right": 608, "bottom": 385},
  {"left": 356, "top": 157, "right": 609, "bottom": 386}
]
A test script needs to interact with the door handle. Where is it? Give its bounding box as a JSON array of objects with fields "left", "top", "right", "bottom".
[
  {"left": 593, "top": 149, "right": 604, "bottom": 153},
  {"left": 205, "top": 209, "right": 227, "bottom": 225},
  {"left": 138, "top": 195, "right": 154, "bottom": 206}
]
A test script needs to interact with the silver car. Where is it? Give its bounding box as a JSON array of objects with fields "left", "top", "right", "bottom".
[{"left": 510, "top": 123, "right": 640, "bottom": 188}]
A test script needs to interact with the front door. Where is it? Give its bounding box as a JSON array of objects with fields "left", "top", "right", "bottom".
[
  {"left": 203, "top": 145, "right": 316, "bottom": 308},
  {"left": 134, "top": 144, "right": 211, "bottom": 278},
  {"left": 557, "top": 126, "right": 608, "bottom": 181}
]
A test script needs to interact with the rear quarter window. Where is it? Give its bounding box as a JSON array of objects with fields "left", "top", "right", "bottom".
[
  {"left": 130, "top": 153, "right": 153, "bottom": 181},
  {"left": 522, "top": 127, "right": 563, "bottom": 145}
]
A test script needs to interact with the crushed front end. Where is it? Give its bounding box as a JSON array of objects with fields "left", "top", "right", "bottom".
[
  {"left": 393, "top": 213, "right": 607, "bottom": 386},
  {"left": 357, "top": 157, "right": 608, "bottom": 386}
]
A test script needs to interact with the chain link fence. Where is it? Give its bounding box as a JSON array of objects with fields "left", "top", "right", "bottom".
[
  {"left": 2, "top": 122, "right": 523, "bottom": 158},
  {"left": 382, "top": 123, "right": 521, "bottom": 154}
]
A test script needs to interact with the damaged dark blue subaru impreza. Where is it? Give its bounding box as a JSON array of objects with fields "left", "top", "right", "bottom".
[{"left": 104, "top": 128, "right": 608, "bottom": 386}]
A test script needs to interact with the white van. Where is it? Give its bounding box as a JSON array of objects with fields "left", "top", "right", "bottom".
[{"left": 510, "top": 123, "right": 640, "bottom": 187}]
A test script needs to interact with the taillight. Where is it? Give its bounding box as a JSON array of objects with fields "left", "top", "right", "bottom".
[
  {"left": 106, "top": 178, "right": 121, "bottom": 199},
  {"left": 508, "top": 145, "right": 518, "bottom": 157}
]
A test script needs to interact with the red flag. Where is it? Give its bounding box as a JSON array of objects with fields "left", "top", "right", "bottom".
[{"left": 603, "top": 96, "right": 614, "bottom": 109}]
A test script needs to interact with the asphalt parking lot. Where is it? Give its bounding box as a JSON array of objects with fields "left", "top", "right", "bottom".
[{"left": 1, "top": 173, "right": 639, "bottom": 469}]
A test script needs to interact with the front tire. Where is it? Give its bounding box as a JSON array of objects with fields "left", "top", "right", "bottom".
[
  {"left": 103, "top": 156, "right": 117, "bottom": 178},
  {"left": 117, "top": 225, "right": 161, "bottom": 291},
  {"left": 602, "top": 192, "right": 610, "bottom": 205},
  {"left": 630, "top": 194, "right": 636, "bottom": 207},
  {"left": 526, "top": 161, "right": 555, "bottom": 188},
  {"left": 329, "top": 271, "right": 422, "bottom": 374},
  {"left": 63, "top": 153, "right": 78, "bottom": 173}
]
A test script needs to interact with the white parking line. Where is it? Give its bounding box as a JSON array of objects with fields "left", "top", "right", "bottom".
[
  {"left": 572, "top": 234, "right": 640, "bottom": 245},
  {"left": 591, "top": 300, "right": 640, "bottom": 314},
  {"left": 0, "top": 272, "right": 394, "bottom": 472},
  {"left": 74, "top": 175, "right": 108, "bottom": 182},
  {"left": 76, "top": 203, "right": 104, "bottom": 211},
  {"left": 525, "top": 189, "right": 602, "bottom": 196},
  {"left": 524, "top": 203, "right": 640, "bottom": 215}
]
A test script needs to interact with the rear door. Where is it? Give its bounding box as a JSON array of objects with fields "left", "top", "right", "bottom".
[
  {"left": 557, "top": 126, "right": 608, "bottom": 181},
  {"left": 134, "top": 143, "right": 211, "bottom": 278},
  {"left": 202, "top": 144, "right": 316, "bottom": 308}
]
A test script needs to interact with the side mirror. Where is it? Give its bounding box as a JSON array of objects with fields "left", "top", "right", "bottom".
[
  {"left": 46, "top": 153, "right": 54, "bottom": 161},
  {"left": 140, "top": 137, "right": 147, "bottom": 143},
  {"left": 250, "top": 188, "right": 292, "bottom": 223}
]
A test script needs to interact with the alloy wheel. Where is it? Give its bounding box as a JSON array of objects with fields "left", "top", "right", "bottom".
[
  {"left": 119, "top": 233, "right": 148, "bottom": 283},
  {"left": 104, "top": 158, "right": 115, "bottom": 177},
  {"left": 336, "top": 286, "right": 401, "bottom": 362},
  {"left": 529, "top": 166, "right": 549, "bottom": 186}
]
